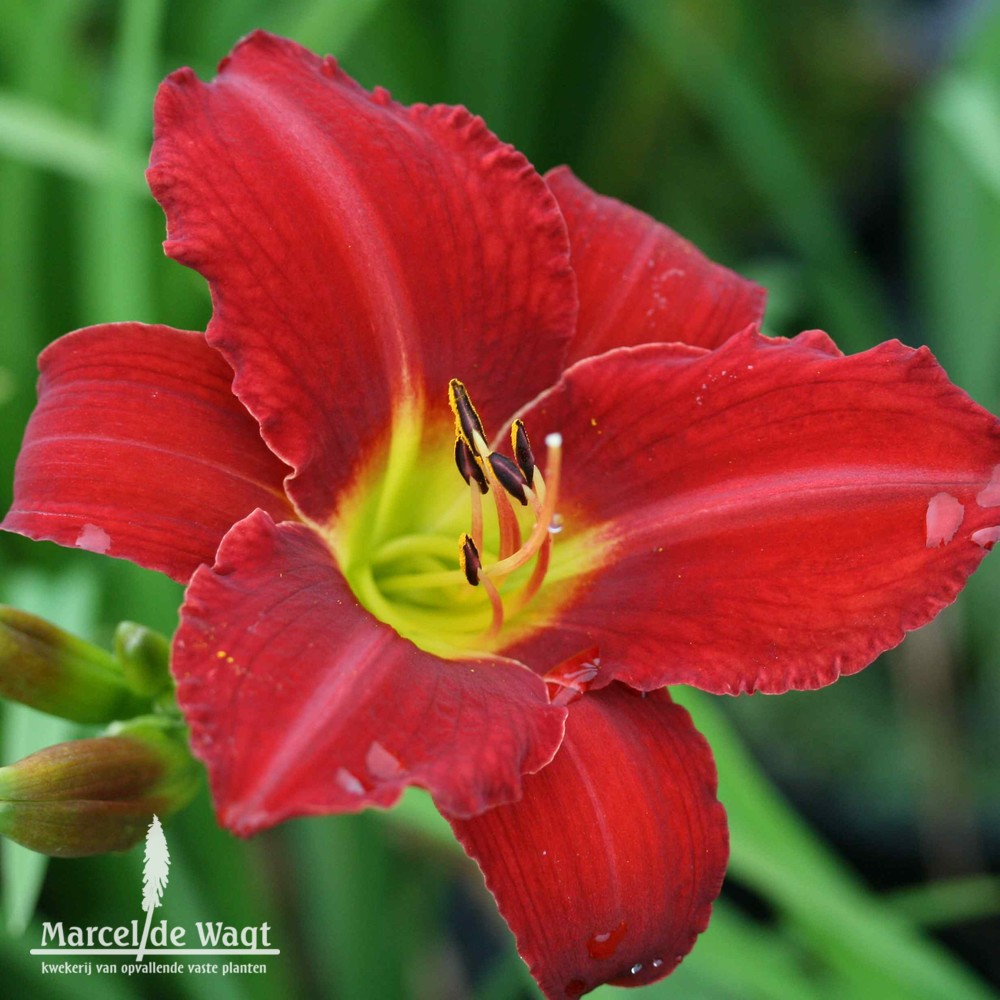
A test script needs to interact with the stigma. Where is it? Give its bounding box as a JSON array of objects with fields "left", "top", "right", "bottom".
[{"left": 448, "top": 379, "right": 563, "bottom": 638}]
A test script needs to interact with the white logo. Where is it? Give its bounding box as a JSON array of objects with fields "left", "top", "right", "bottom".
[
  {"left": 137, "top": 815, "right": 170, "bottom": 960},
  {"left": 30, "top": 815, "right": 280, "bottom": 978}
]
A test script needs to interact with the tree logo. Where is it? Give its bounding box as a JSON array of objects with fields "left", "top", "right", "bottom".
[
  {"left": 30, "top": 812, "right": 278, "bottom": 971},
  {"left": 136, "top": 815, "right": 170, "bottom": 961}
]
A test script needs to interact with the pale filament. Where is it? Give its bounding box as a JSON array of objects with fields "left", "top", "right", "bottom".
[
  {"left": 479, "top": 572, "right": 505, "bottom": 639},
  {"left": 484, "top": 433, "right": 562, "bottom": 582},
  {"left": 471, "top": 429, "right": 521, "bottom": 559},
  {"left": 469, "top": 479, "right": 484, "bottom": 554}
]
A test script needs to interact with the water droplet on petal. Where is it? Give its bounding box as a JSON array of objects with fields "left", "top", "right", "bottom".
[
  {"left": 651, "top": 958, "right": 664, "bottom": 969},
  {"left": 586, "top": 920, "right": 627, "bottom": 959},
  {"left": 545, "top": 648, "right": 601, "bottom": 706},
  {"left": 630, "top": 963, "right": 643, "bottom": 975},
  {"left": 972, "top": 525, "right": 1000, "bottom": 548},
  {"left": 335, "top": 767, "right": 365, "bottom": 795},
  {"left": 366, "top": 740, "right": 404, "bottom": 780},
  {"left": 548, "top": 513, "right": 564, "bottom": 534},
  {"left": 925, "top": 492, "right": 964, "bottom": 547},
  {"left": 977, "top": 464, "right": 1000, "bottom": 508},
  {"left": 75, "top": 523, "right": 111, "bottom": 554}
]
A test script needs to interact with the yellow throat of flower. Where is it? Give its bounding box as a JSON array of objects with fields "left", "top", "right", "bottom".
[{"left": 327, "top": 382, "right": 601, "bottom": 660}]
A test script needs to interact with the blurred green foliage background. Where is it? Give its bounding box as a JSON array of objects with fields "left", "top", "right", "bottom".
[{"left": 1, "top": 0, "right": 999, "bottom": 997}]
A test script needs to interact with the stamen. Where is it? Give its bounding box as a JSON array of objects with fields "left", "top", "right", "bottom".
[
  {"left": 511, "top": 419, "right": 536, "bottom": 488},
  {"left": 480, "top": 572, "right": 505, "bottom": 639},
  {"left": 448, "top": 379, "right": 486, "bottom": 451},
  {"left": 488, "top": 452, "right": 529, "bottom": 506},
  {"left": 486, "top": 433, "right": 562, "bottom": 581},
  {"left": 458, "top": 533, "right": 483, "bottom": 587},
  {"left": 451, "top": 379, "right": 520, "bottom": 557},
  {"left": 442, "top": 383, "right": 562, "bottom": 643},
  {"left": 489, "top": 473, "right": 523, "bottom": 559},
  {"left": 469, "top": 479, "right": 484, "bottom": 553},
  {"left": 478, "top": 451, "right": 522, "bottom": 559},
  {"left": 454, "top": 438, "right": 488, "bottom": 494},
  {"left": 458, "top": 533, "right": 504, "bottom": 637},
  {"left": 522, "top": 476, "right": 544, "bottom": 518},
  {"left": 509, "top": 532, "right": 551, "bottom": 613}
]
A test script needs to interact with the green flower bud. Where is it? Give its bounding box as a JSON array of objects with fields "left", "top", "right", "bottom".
[
  {"left": 0, "top": 606, "right": 152, "bottom": 723},
  {"left": 0, "top": 716, "right": 201, "bottom": 856},
  {"left": 113, "top": 621, "right": 173, "bottom": 698}
]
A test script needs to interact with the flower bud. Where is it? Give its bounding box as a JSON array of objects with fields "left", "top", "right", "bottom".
[
  {"left": 113, "top": 621, "right": 173, "bottom": 698},
  {"left": 0, "top": 606, "right": 151, "bottom": 723},
  {"left": 0, "top": 716, "right": 200, "bottom": 856}
]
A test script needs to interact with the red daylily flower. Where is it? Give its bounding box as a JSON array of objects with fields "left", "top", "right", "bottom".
[{"left": 5, "top": 31, "right": 1000, "bottom": 998}]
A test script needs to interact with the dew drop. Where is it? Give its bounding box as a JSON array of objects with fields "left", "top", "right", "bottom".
[
  {"left": 366, "top": 740, "right": 404, "bottom": 780},
  {"left": 548, "top": 513, "right": 564, "bottom": 534},
  {"left": 586, "top": 920, "right": 627, "bottom": 959},
  {"left": 335, "top": 767, "right": 365, "bottom": 796},
  {"left": 75, "top": 523, "right": 111, "bottom": 554},
  {"left": 545, "top": 648, "right": 601, "bottom": 706},
  {"left": 925, "top": 492, "right": 964, "bottom": 547},
  {"left": 972, "top": 525, "right": 1000, "bottom": 548},
  {"left": 651, "top": 958, "right": 664, "bottom": 969},
  {"left": 630, "top": 963, "right": 643, "bottom": 975},
  {"left": 976, "top": 463, "right": 1000, "bottom": 508}
]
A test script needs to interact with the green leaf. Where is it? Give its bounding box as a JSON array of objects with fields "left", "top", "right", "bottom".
[
  {"left": 604, "top": 0, "right": 894, "bottom": 351},
  {"left": 0, "top": 93, "right": 147, "bottom": 192}
]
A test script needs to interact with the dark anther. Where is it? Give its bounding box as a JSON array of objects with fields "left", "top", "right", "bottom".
[
  {"left": 488, "top": 452, "right": 529, "bottom": 506},
  {"left": 459, "top": 533, "right": 482, "bottom": 587},
  {"left": 449, "top": 379, "right": 486, "bottom": 450},
  {"left": 454, "top": 438, "right": 489, "bottom": 494},
  {"left": 511, "top": 419, "right": 535, "bottom": 488}
]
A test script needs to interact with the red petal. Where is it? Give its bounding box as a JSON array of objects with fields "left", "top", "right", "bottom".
[
  {"left": 448, "top": 685, "right": 727, "bottom": 1000},
  {"left": 2, "top": 324, "right": 292, "bottom": 582},
  {"left": 172, "top": 510, "right": 566, "bottom": 833},
  {"left": 508, "top": 329, "right": 1000, "bottom": 693},
  {"left": 546, "top": 167, "right": 765, "bottom": 363},
  {"left": 148, "top": 32, "right": 576, "bottom": 525}
]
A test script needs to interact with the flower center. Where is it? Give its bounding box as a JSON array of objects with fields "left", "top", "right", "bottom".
[{"left": 330, "top": 382, "right": 595, "bottom": 659}]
